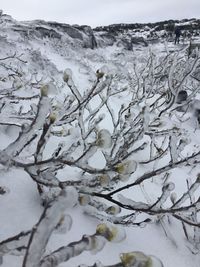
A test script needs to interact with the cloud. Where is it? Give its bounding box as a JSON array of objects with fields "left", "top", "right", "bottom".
[{"left": 1, "top": 0, "right": 200, "bottom": 26}]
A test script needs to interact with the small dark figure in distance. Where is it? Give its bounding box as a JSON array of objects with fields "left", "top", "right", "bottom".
[{"left": 174, "top": 27, "right": 181, "bottom": 44}]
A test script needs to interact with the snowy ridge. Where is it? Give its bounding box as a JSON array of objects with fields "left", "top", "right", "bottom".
[{"left": 1, "top": 12, "right": 200, "bottom": 51}]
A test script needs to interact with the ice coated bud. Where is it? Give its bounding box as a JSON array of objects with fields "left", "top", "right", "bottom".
[
  {"left": 106, "top": 205, "right": 121, "bottom": 215},
  {"left": 96, "top": 223, "right": 125, "bottom": 242},
  {"left": 49, "top": 113, "right": 57, "bottom": 123},
  {"left": 79, "top": 195, "right": 90, "bottom": 206},
  {"left": 115, "top": 160, "right": 137, "bottom": 175},
  {"left": 120, "top": 252, "right": 152, "bottom": 267},
  {"left": 96, "top": 129, "right": 112, "bottom": 149},
  {"left": 170, "top": 192, "right": 177, "bottom": 204},
  {"left": 96, "top": 69, "right": 104, "bottom": 79},
  {"left": 96, "top": 223, "right": 117, "bottom": 242},
  {"left": 96, "top": 223, "right": 108, "bottom": 235},
  {"left": 63, "top": 68, "right": 72, "bottom": 83},
  {"left": 40, "top": 84, "right": 48, "bottom": 96},
  {"left": 63, "top": 72, "right": 69, "bottom": 82}
]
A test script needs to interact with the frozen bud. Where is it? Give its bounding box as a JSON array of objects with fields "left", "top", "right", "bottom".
[
  {"left": 96, "top": 223, "right": 126, "bottom": 243},
  {"left": 63, "top": 72, "right": 69, "bottom": 82},
  {"left": 115, "top": 160, "right": 137, "bottom": 175},
  {"left": 96, "top": 223, "right": 108, "bottom": 235},
  {"left": 106, "top": 205, "right": 121, "bottom": 215},
  {"left": 170, "top": 192, "right": 177, "bottom": 204},
  {"left": 99, "top": 175, "right": 110, "bottom": 187},
  {"left": 63, "top": 68, "right": 72, "bottom": 82},
  {"left": 96, "top": 129, "right": 112, "bottom": 149},
  {"left": 120, "top": 251, "right": 152, "bottom": 267},
  {"left": 79, "top": 195, "right": 91, "bottom": 206},
  {"left": 96, "top": 69, "right": 104, "bottom": 79},
  {"left": 49, "top": 113, "right": 57, "bottom": 124},
  {"left": 40, "top": 84, "right": 48, "bottom": 96}
]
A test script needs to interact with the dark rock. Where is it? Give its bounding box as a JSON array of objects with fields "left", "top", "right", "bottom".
[
  {"left": 117, "top": 39, "right": 133, "bottom": 50},
  {"left": 97, "top": 33, "right": 116, "bottom": 46},
  {"left": 47, "top": 22, "right": 83, "bottom": 40},
  {"left": 34, "top": 27, "right": 61, "bottom": 39},
  {"left": 62, "top": 26, "right": 83, "bottom": 40}
]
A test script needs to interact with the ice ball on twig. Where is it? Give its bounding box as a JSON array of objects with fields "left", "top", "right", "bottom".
[
  {"left": 40, "top": 84, "right": 48, "bottom": 96},
  {"left": 96, "top": 223, "right": 126, "bottom": 243},
  {"left": 96, "top": 69, "right": 105, "bottom": 79},
  {"left": 96, "top": 129, "right": 112, "bottom": 149},
  {"left": 63, "top": 68, "right": 72, "bottom": 83},
  {"left": 115, "top": 160, "right": 137, "bottom": 175}
]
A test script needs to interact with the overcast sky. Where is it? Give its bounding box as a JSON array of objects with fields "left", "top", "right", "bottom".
[{"left": 1, "top": 0, "right": 200, "bottom": 27}]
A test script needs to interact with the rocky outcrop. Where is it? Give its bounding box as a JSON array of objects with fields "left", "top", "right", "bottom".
[
  {"left": 95, "top": 33, "right": 116, "bottom": 47},
  {"left": 34, "top": 27, "right": 62, "bottom": 39},
  {"left": 75, "top": 25, "right": 97, "bottom": 49},
  {"left": 1, "top": 11, "right": 200, "bottom": 51},
  {"left": 48, "top": 22, "right": 83, "bottom": 40}
]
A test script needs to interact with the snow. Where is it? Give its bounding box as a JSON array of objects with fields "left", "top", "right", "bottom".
[{"left": 0, "top": 14, "right": 200, "bottom": 267}]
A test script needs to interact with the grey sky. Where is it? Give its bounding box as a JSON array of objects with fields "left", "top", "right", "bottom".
[{"left": 1, "top": 0, "right": 200, "bottom": 27}]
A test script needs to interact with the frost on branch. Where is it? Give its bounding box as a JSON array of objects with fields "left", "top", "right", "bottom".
[
  {"left": 39, "top": 223, "right": 125, "bottom": 267},
  {"left": 1, "top": 49, "right": 200, "bottom": 265},
  {"left": 23, "top": 187, "right": 77, "bottom": 267}
]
